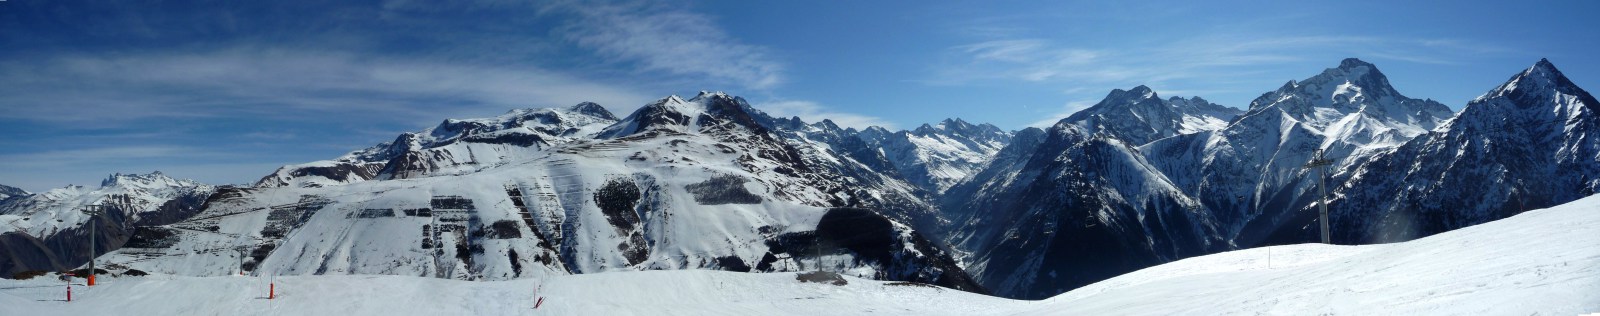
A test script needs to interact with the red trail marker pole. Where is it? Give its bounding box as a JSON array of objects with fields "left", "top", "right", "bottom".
[
  {"left": 535, "top": 297, "right": 544, "bottom": 309},
  {"left": 66, "top": 282, "right": 72, "bottom": 302}
]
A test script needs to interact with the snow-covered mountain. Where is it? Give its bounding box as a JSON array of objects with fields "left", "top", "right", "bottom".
[
  {"left": 1289, "top": 58, "right": 1600, "bottom": 244},
  {"left": 88, "top": 92, "right": 984, "bottom": 293},
  {"left": 939, "top": 85, "right": 1244, "bottom": 299},
  {"left": 1142, "top": 58, "right": 1454, "bottom": 245},
  {"left": 943, "top": 59, "right": 1466, "bottom": 299},
  {"left": 1064, "top": 85, "right": 1242, "bottom": 145},
  {"left": 8, "top": 190, "right": 1595, "bottom": 315},
  {"left": 0, "top": 172, "right": 213, "bottom": 277},
  {"left": 854, "top": 119, "right": 1012, "bottom": 193},
  {"left": 6, "top": 57, "right": 1598, "bottom": 308},
  {"left": 256, "top": 103, "right": 621, "bottom": 188},
  {"left": 942, "top": 120, "right": 1226, "bottom": 299},
  {"left": 0, "top": 184, "right": 26, "bottom": 201}
]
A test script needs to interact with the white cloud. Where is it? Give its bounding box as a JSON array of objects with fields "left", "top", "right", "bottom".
[
  {"left": 551, "top": 1, "right": 785, "bottom": 90},
  {"left": 934, "top": 34, "right": 1508, "bottom": 89},
  {"left": 1026, "top": 100, "right": 1097, "bottom": 128},
  {"left": 755, "top": 100, "right": 895, "bottom": 130},
  {"left": 0, "top": 50, "right": 654, "bottom": 125}
]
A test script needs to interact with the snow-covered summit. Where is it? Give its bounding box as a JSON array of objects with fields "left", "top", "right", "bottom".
[
  {"left": 257, "top": 103, "right": 621, "bottom": 188},
  {"left": 1241, "top": 57, "right": 1452, "bottom": 141},
  {"left": 100, "top": 171, "right": 205, "bottom": 190},
  {"left": 566, "top": 101, "right": 617, "bottom": 120},
  {"left": 598, "top": 91, "right": 769, "bottom": 139},
  {"left": 0, "top": 184, "right": 27, "bottom": 201},
  {"left": 1063, "top": 85, "right": 1242, "bottom": 145},
  {"left": 856, "top": 117, "right": 1011, "bottom": 193}
]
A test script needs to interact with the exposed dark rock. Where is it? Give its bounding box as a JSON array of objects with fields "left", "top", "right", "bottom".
[
  {"left": 760, "top": 208, "right": 987, "bottom": 295},
  {"left": 462, "top": 131, "right": 547, "bottom": 147},
  {"left": 122, "top": 227, "right": 180, "bottom": 249},
  {"left": 593, "top": 178, "right": 642, "bottom": 232},
  {"left": 712, "top": 256, "right": 751, "bottom": 272},
  {"left": 796, "top": 271, "right": 847, "bottom": 286},
  {"left": 484, "top": 220, "right": 522, "bottom": 239},
  {"left": 686, "top": 175, "right": 763, "bottom": 205}
]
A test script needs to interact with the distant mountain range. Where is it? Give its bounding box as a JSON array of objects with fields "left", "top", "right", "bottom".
[{"left": 1, "top": 58, "right": 1594, "bottom": 301}]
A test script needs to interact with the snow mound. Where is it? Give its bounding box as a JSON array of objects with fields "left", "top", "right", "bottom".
[{"left": 1025, "top": 193, "right": 1600, "bottom": 315}]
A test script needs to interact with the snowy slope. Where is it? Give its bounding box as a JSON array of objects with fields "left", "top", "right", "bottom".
[
  {"left": 5, "top": 193, "right": 1596, "bottom": 315},
  {"left": 88, "top": 92, "right": 982, "bottom": 292},
  {"left": 0, "top": 172, "right": 213, "bottom": 277},
  {"left": 0, "top": 271, "right": 1016, "bottom": 316},
  {"left": 1025, "top": 192, "right": 1600, "bottom": 315}
]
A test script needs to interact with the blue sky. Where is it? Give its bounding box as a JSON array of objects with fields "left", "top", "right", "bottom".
[{"left": 2, "top": 0, "right": 1597, "bottom": 192}]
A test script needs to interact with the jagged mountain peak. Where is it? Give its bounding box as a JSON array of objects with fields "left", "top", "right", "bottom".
[
  {"left": 1477, "top": 58, "right": 1591, "bottom": 104},
  {"left": 100, "top": 171, "right": 202, "bottom": 189},
  {"left": 1308, "top": 58, "right": 1397, "bottom": 101},
  {"left": 812, "top": 118, "right": 842, "bottom": 131},
  {"left": 1238, "top": 58, "right": 1452, "bottom": 141},
  {"left": 1168, "top": 95, "right": 1205, "bottom": 105},
  {"left": 912, "top": 118, "right": 988, "bottom": 135},
  {"left": 1127, "top": 84, "right": 1157, "bottom": 97},
  {"left": 599, "top": 91, "right": 769, "bottom": 139},
  {"left": 689, "top": 90, "right": 729, "bottom": 101},
  {"left": 1061, "top": 86, "right": 1240, "bottom": 144},
  {"left": 1338, "top": 57, "right": 1375, "bottom": 70},
  {"left": 0, "top": 183, "right": 28, "bottom": 200},
  {"left": 1453, "top": 58, "right": 1599, "bottom": 133},
  {"left": 567, "top": 102, "right": 617, "bottom": 120},
  {"left": 939, "top": 117, "right": 972, "bottom": 129},
  {"left": 1105, "top": 85, "right": 1160, "bottom": 102}
]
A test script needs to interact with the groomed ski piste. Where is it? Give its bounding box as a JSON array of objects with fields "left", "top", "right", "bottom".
[{"left": 4, "top": 194, "right": 1598, "bottom": 315}]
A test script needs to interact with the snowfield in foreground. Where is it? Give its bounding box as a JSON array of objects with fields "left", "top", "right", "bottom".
[{"left": 5, "top": 194, "right": 1598, "bottom": 315}]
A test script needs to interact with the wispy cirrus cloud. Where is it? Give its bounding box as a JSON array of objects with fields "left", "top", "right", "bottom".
[
  {"left": 0, "top": 50, "right": 653, "bottom": 125},
  {"left": 935, "top": 35, "right": 1499, "bottom": 86},
  {"left": 548, "top": 1, "right": 785, "bottom": 90}
]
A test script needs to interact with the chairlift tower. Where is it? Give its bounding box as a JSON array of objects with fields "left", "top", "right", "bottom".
[
  {"left": 1303, "top": 149, "right": 1333, "bottom": 244},
  {"left": 81, "top": 204, "right": 108, "bottom": 286}
]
